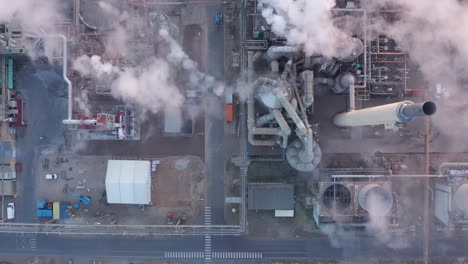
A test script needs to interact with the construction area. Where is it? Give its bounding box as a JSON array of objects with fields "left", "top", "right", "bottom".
[{"left": 34, "top": 146, "right": 206, "bottom": 225}]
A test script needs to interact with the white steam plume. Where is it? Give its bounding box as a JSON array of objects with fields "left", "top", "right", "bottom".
[
  {"left": 0, "top": 0, "right": 62, "bottom": 32},
  {"left": 259, "top": 0, "right": 354, "bottom": 57},
  {"left": 73, "top": 55, "right": 184, "bottom": 115},
  {"left": 360, "top": 0, "right": 468, "bottom": 147},
  {"left": 366, "top": 191, "right": 409, "bottom": 249}
]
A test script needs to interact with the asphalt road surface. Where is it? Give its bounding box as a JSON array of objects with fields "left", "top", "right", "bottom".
[
  {"left": 204, "top": 3, "right": 226, "bottom": 225},
  {"left": 0, "top": 233, "right": 467, "bottom": 262}
]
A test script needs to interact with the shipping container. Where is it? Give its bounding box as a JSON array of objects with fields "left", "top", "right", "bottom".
[
  {"left": 36, "top": 209, "right": 53, "bottom": 218},
  {"left": 52, "top": 202, "right": 60, "bottom": 220},
  {"left": 225, "top": 104, "right": 233, "bottom": 122},
  {"left": 36, "top": 199, "right": 46, "bottom": 209},
  {"left": 53, "top": 202, "right": 69, "bottom": 220}
]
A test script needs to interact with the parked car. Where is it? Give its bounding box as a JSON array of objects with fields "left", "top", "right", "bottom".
[
  {"left": 7, "top": 203, "right": 15, "bottom": 219},
  {"left": 45, "top": 173, "right": 58, "bottom": 180}
]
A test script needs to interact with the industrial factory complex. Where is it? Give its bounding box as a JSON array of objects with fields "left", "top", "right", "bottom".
[{"left": 0, "top": 0, "right": 468, "bottom": 263}]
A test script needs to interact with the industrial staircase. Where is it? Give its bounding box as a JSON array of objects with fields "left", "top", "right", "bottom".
[{"left": 355, "top": 85, "right": 370, "bottom": 101}]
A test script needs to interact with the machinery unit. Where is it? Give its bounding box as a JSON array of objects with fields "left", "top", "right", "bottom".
[
  {"left": 434, "top": 163, "right": 468, "bottom": 226},
  {"left": 70, "top": 106, "right": 140, "bottom": 140},
  {"left": 0, "top": 23, "right": 26, "bottom": 55},
  {"left": 245, "top": 6, "right": 438, "bottom": 172},
  {"left": 313, "top": 175, "right": 394, "bottom": 227}
]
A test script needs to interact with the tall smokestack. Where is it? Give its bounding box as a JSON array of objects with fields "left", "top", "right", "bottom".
[{"left": 333, "top": 101, "right": 437, "bottom": 127}]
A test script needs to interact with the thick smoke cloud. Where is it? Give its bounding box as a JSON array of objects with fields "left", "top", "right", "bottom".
[
  {"left": 259, "top": 0, "right": 354, "bottom": 58},
  {"left": 0, "top": 0, "right": 62, "bottom": 32}
]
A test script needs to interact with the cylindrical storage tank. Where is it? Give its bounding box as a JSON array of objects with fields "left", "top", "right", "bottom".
[
  {"left": 286, "top": 138, "right": 321, "bottom": 172},
  {"left": 322, "top": 183, "right": 352, "bottom": 211},
  {"left": 454, "top": 184, "right": 468, "bottom": 214},
  {"left": 255, "top": 77, "right": 291, "bottom": 109},
  {"left": 358, "top": 183, "right": 393, "bottom": 214},
  {"left": 336, "top": 37, "right": 364, "bottom": 63},
  {"left": 332, "top": 72, "right": 354, "bottom": 94}
]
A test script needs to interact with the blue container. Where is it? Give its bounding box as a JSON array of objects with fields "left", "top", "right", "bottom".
[
  {"left": 60, "top": 202, "right": 69, "bottom": 219},
  {"left": 37, "top": 199, "right": 47, "bottom": 209},
  {"left": 73, "top": 203, "right": 80, "bottom": 209},
  {"left": 36, "top": 209, "right": 53, "bottom": 218}
]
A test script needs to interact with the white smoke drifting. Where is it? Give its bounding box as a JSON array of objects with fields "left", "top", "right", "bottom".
[
  {"left": 73, "top": 55, "right": 185, "bottom": 115},
  {"left": 259, "top": 0, "right": 354, "bottom": 58},
  {"left": 366, "top": 192, "right": 409, "bottom": 249},
  {"left": 0, "top": 0, "right": 62, "bottom": 32}
]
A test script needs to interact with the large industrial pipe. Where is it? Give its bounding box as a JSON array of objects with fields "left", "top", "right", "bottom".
[
  {"left": 300, "top": 70, "right": 314, "bottom": 108},
  {"left": 255, "top": 112, "right": 275, "bottom": 127},
  {"left": 272, "top": 110, "right": 291, "bottom": 136},
  {"left": 273, "top": 87, "right": 307, "bottom": 136},
  {"left": 36, "top": 35, "right": 98, "bottom": 125},
  {"left": 400, "top": 101, "right": 437, "bottom": 121},
  {"left": 333, "top": 100, "right": 437, "bottom": 127},
  {"left": 247, "top": 51, "right": 280, "bottom": 147},
  {"left": 52, "top": 34, "right": 73, "bottom": 122},
  {"left": 264, "top": 46, "right": 300, "bottom": 62},
  {"left": 300, "top": 128, "right": 314, "bottom": 162}
]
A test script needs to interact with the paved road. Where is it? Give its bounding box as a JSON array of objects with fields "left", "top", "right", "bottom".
[
  {"left": 0, "top": 233, "right": 467, "bottom": 262},
  {"left": 204, "top": 3, "right": 226, "bottom": 225}
]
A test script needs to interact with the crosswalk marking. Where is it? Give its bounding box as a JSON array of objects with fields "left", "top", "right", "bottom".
[
  {"left": 204, "top": 206, "right": 211, "bottom": 225},
  {"left": 164, "top": 251, "right": 204, "bottom": 258},
  {"left": 30, "top": 237, "right": 37, "bottom": 250},
  {"left": 211, "top": 252, "right": 263, "bottom": 259},
  {"left": 204, "top": 207, "right": 212, "bottom": 264}
]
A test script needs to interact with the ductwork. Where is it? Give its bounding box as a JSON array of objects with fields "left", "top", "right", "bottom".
[
  {"left": 272, "top": 110, "right": 291, "bottom": 136},
  {"left": 300, "top": 70, "right": 314, "bottom": 108},
  {"left": 264, "top": 46, "right": 300, "bottom": 63},
  {"left": 281, "top": 60, "right": 292, "bottom": 80},
  {"left": 34, "top": 34, "right": 98, "bottom": 126},
  {"left": 62, "top": 119, "right": 98, "bottom": 126},
  {"left": 247, "top": 51, "right": 287, "bottom": 147},
  {"left": 273, "top": 87, "right": 307, "bottom": 136},
  {"left": 270, "top": 60, "right": 279, "bottom": 74},
  {"left": 255, "top": 112, "right": 275, "bottom": 127},
  {"left": 333, "top": 100, "right": 437, "bottom": 127}
]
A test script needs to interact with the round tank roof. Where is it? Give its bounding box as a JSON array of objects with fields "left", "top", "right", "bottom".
[
  {"left": 358, "top": 183, "right": 393, "bottom": 214},
  {"left": 323, "top": 184, "right": 351, "bottom": 211},
  {"left": 336, "top": 37, "right": 364, "bottom": 63},
  {"left": 255, "top": 77, "right": 291, "bottom": 109},
  {"left": 455, "top": 183, "right": 468, "bottom": 214}
]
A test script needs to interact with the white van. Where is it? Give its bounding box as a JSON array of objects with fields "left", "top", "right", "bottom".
[
  {"left": 45, "top": 173, "right": 58, "bottom": 180},
  {"left": 7, "top": 203, "right": 15, "bottom": 220}
]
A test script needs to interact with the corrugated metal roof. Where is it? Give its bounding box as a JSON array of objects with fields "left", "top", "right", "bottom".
[
  {"left": 248, "top": 183, "right": 294, "bottom": 210},
  {"left": 105, "top": 160, "right": 151, "bottom": 205}
]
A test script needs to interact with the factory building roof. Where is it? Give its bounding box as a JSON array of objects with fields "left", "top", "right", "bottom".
[
  {"left": 105, "top": 160, "right": 151, "bottom": 205},
  {"left": 248, "top": 183, "right": 294, "bottom": 210}
]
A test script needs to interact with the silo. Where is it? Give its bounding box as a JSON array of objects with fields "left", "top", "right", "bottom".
[
  {"left": 454, "top": 183, "right": 468, "bottom": 214},
  {"left": 358, "top": 183, "right": 394, "bottom": 214}
]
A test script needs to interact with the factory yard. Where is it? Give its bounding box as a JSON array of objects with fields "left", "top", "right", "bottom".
[{"left": 35, "top": 146, "right": 206, "bottom": 225}]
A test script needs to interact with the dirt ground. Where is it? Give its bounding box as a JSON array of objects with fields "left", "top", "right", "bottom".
[{"left": 36, "top": 147, "right": 206, "bottom": 225}]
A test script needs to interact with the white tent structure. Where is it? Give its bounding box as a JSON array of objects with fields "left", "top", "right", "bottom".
[{"left": 105, "top": 160, "right": 152, "bottom": 205}]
